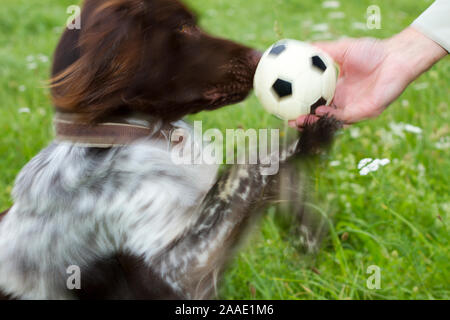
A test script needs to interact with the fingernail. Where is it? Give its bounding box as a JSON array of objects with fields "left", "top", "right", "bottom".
[{"left": 288, "top": 120, "right": 297, "bottom": 128}]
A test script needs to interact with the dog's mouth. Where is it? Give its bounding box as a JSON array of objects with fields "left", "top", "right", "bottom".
[
  {"left": 204, "top": 83, "right": 253, "bottom": 107},
  {"left": 204, "top": 50, "right": 262, "bottom": 107}
]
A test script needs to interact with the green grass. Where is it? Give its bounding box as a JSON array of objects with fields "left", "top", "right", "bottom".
[{"left": 0, "top": 0, "right": 448, "bottom": 300}]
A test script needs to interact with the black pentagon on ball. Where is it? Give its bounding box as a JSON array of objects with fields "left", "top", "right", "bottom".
[
  {"left": 272, "top": 79, "right": 293, "bottom": 99},
  {"left": 269, "top": 44, "right": 287, "bottom": 56},
  {"left": 310, "top": 97, "right": 327, "bottom": 114},
  {"left": 311, "top": 55, "right": 327, "bottom": 72}
]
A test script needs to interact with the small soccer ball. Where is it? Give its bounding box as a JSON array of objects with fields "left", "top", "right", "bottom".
[{"left": 254, "top": 39, "right": 338, "bottom": 120}]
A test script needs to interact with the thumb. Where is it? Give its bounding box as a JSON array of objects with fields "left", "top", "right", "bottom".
[{"left": 312, "top": 39, "right": 354, "bottom": 65}]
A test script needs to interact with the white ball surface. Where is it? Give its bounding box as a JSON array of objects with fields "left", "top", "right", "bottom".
[{"left": 254, "top": 39, "right": 338, "bottom": 120}]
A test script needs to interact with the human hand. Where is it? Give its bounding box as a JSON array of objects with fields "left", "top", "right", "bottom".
[{"left": 289, "top": 27, "right": 447, "bottom": 129}]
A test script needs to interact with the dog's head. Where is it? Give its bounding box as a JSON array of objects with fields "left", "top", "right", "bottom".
[{"left": 51, "top": 0, "right": 261, "bottom": 122}]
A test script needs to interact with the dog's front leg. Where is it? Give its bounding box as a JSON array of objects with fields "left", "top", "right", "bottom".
[
  {"left": 152, "top": 117, "right": 341, "bottom": 299},
  {"left": 119, "top": 117, "right": 341, "bottom": 300},
  {"left": 155, "top": 163, "right": 273, "bottom": 299},
  {"left": 115, "top": 164, "right": 271, "bottom": 300}
]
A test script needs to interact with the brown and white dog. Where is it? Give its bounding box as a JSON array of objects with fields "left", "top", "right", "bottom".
[{"left": 0, "top": 0, "right": 340, "bottom": 299}]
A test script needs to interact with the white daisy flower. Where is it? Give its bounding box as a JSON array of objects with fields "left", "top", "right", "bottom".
[
  {"left": 18, "top": 107, "right": 31, "bottom": 114},
  {"left": 358, "top": 158, "right": 373, "bottom": 170},
  {"left": 27, "top": 62, "right": 38, "bottom": 70},
  {"left": 37, "top": 54, "right": 49, "bottom": 63},
  {"left": 328, "top": 11, "right": 345, "bottom": 19},
  {"left": 365, "top": 160, "right": 381, "bottom": 172},
  {"left": 329, "top": 160, "right": 341, "bottom": 167},
  {"left": 404, "top": 124, "right": 422, "bottom": 134},
  {"left": 311, "top": 23, "right": 329, "bottom": 32},
  {"left": 310, "top": 32, "right": 333, "bottom": 40},
  {"left": 350, "top": 127, "right": 361, "bottom": 139},
  {"left": 358, "top": 158, "right": 390, "bottom": 176},
  {"left": 390, "top": 122, "right": 422, "bottom": 137},
  {"left": 322, "top": 1, "right": 340, "bottom": 9}
]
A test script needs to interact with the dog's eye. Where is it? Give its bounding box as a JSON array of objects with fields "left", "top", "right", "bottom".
[
  {"left": 178, "top": 24, "right": 189, "bottom": 33},
  {"left": 177, "top": 23, "right": 196, "bottom": 34}
]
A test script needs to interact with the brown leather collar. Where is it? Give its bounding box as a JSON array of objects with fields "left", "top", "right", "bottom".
[{"left": 54, "top": 113, "right": 175, "bottom": 148}]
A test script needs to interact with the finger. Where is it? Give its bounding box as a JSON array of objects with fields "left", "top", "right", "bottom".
[
  {"left": 289, "top": 115, "right": 320, "bottom": 131},
  {"left": 315, "top": 105, "right": 352, "bottom": 123},
  {"left": 315, "top": 105, "right": 367, "bottom": 125},
  {"left": 315, "top": 106, "right": 339, "bottom": 117},
  {"left": 288, "top": 120, "right": 298, "bottom": 128},
  {"left": 302, "top": 115, "right": 320, "bottom": 126},
  {"left": 312, "top": 39, "right": 354, "bottom": 65}
]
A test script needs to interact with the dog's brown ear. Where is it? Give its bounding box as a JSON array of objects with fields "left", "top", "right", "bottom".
[{"left": 50, "top": 0, "right": 148, "bottom": 122}]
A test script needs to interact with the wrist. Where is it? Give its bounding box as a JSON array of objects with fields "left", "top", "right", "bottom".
[{"left": 385, "top": 27, "right": 447, "bottom": 82}]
